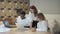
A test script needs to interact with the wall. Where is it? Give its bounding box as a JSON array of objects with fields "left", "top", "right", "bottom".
[
  {"left": 30, "top": 0, "right": 60, "bottom": 14},
  {"left": 0, "top": 0, "right": 30, "bottom": 25},
  {"left": 30, "top": 0, "right": 60, "bottom": 26}
]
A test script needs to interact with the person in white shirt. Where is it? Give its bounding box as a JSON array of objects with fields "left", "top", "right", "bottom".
[
  {"left": 36, "top": 13, "right": 47, "bottom": 32},
  {"left": 16, "top": 11, "right": 32, "bottom": 28},
  {"left": 27, "top": 5, "right": 39, "bottom": 31},
  {"left": 30, "top": 13, "right": 47, "bottom": 32},
  {"left": 0, "top": 21, "right": 10, "bottom": 32}
]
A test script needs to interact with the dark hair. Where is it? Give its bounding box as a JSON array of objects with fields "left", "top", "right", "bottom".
[
  {"left": 16, "top": 9, "right": 23, "bottom": 13},
  {"left": 38, "top": 13, "right": 45, "bottom": 20},
  {"left": 30, "top": 5, "right": 38, "bottom": 16},
  {"left": 20, "top": 11, "right": 26, "bottom": 16},
  {"left": 16, "top": 9, "right": 23, "bottom": 16}
]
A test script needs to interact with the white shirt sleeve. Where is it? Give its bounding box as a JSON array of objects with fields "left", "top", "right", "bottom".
[
  {"left": 16, "top": 16, "right": 19, "bottom": 23},
  {"left": 25, "top": 16, "right": 33, "bottom": 26},
  {"left": 25, "top": 12, "right": 33, "bottom": 26},
  {"left": 16, "top": 16, "right": 22, "bottom": 24}
]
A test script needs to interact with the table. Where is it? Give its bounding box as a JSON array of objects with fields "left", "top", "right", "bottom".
[{"left": 0, "top": 28, "right": 51, "bottom": 34}]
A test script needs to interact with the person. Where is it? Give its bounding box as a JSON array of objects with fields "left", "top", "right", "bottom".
[
  {"left": 3, "top": 18, "right": 10, "bottom": 28},
  {"left": 16, "top": 11, "right": 32, "bottom": 28},
  {"left": 36, "top": 13, "right": 47, "bottom": 32},
  {"left": 0, "top": 20, "right": 10, "bottom": 32},
  {"left": 27, "top": 5, "right": 39, "bottom": 31},
  {"left": 29, "top": 5, "right": 38, "bottom": 20}
]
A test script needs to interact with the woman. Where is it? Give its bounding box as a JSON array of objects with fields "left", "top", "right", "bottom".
[
  {"left": 29, "top": 5, "right": 39, "bottom": 31},
  {"left": 36, "top": 13, "right": 47, "bottom": 32},
  {"left": 0, "top": 20, "right": 10, "bottom": 32},
  {"left": 16, "top": 11, "right": 32, "bottom": 28}
]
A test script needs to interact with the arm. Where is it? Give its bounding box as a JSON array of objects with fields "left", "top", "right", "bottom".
[
  {"left": 30, "top": 22, "right": 32, "bottom": 29},
  {"left": 30, "top": 22, "right": 36, "bottom": 32}
]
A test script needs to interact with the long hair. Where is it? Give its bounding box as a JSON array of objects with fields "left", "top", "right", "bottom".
[
  {"left": 20, "top": 11, "right": 26, "bottom": 16},
  {"left": 30, "top": 5, "right": 38, "bottom": 16},
  {"left": 38, "top": 13, "right": 45, "bottom": 20}
]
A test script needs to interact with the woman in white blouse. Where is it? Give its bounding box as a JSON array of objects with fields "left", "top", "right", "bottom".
[
  {"left": 29, "top": 5, "right": 39, "bottom": 31},
  {"left": 16, "top": 11, "right": 32, "bottom": 28},
  {"left": 36, "top": 13, "right": 47, "bottom": 32},
  {"left": 0, "top": 21, "right": 10, "bottom": 32}
]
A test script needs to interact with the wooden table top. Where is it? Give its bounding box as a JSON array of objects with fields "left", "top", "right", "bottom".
[{"left": 0, "top": 28, "right": 51, "bottom": 34}]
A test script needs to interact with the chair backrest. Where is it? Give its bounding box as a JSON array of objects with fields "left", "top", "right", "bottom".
[
  {"left": 46, "top": 19, "right": 56, "bottom": 34},
  {"left": 47, "top": 19, "right": 56, "bottom": 29},
  {"left": 52, "top": 20, "right": 60, "bottom": 34}
]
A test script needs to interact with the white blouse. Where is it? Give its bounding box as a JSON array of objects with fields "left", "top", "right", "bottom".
[
  {"left": 36, "top": 20, "right": 47, "bottom": 32},
  {"left": 16, "top": 16, "right": 32, "bottom": 26},
  {"left": 25, "top": 12, "right": 38, "bottom": 21}
]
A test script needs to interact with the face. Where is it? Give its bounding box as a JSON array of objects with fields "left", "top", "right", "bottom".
[
  {"left": 20, "top": 14, "right": 25, "bottom": 19},
  {"left": 30, "top": 9, "right": 34, "bottom": 13},
  {"left": 38, "top": 15, "right": 42, "bottom": 21}
]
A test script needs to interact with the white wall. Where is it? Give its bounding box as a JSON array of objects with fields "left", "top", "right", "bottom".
[
  {"left": 30, "top": 0, "right": 60, "bottom": 14},
  {"left": 30, "top": 0, "right": 60, "bottom": 26}
]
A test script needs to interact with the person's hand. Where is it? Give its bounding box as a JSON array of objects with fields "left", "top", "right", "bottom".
[{"left": 31, "top": 28, "right": 36, "bottom": 32}]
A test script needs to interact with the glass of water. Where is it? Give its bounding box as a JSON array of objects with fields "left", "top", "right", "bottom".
[{"left": 16, "top": 23, "right": 24, "bottom": 32}]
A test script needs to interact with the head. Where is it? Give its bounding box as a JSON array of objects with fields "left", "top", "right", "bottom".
[
  {"left": 17, "top": 9, "right": 23, "bottom": 16},
  {"left": 37, "top": 13, "right": 45, "bottom": 21},
  {"left": 20, "top": 11, "right": 26, "bottom": 19},
  {"left": 30, "top": 5, "right": 38, "bottom": 16}
]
